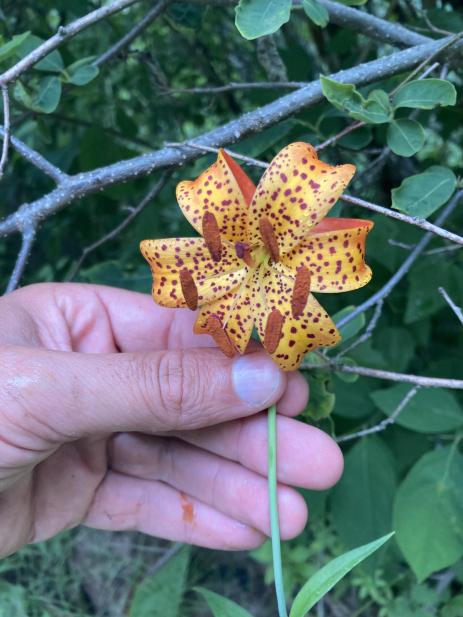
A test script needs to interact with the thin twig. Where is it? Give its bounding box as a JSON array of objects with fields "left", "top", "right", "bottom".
[
  {"left": 316, "top": 121, "right": 364, "bottom": 152},
  {"left": 336, "top": 299, "right": 384, "bottom": 359},
  {"left": 95, "top": 0, "right": 171, "bottom": 67},
  {"left": 389, "top": 31, "right": 463, "bottom": 96},
  {"left": 301, "top": 361, "right": 463, "bottom": 389},
  {"left": 438, "top": 287, "right": 463, "bottom": 326},
  {"left": 145, "top": 542, "right": 183, "bottom": 577},
  {"left": 66, "top": 173, "right": 169, "bottom": 280},
  {"left": 5, "top": 224, "right": 37, "bottom": 293},
  {"left": 0, "top": 0, "right": 142, "bottom": 86},
  {"left": 164, "top": 141, "right": 269, "bottom": 168},
  {"left": 0, "top": 35, "right": 458, "bottom": 237},
  {"left": 426, "top": 244, "right": 462, "bottom": 256},
  {"left": 341, "top": 193, "right": 463, "bottom": 247},
  {"left": 336, "top": 190, "right": 463, "bottom": 330},
  {"left": 0, "top": 127, "right": 68, "bottom": 183},
  {"left": 0, "top": 85, "right": 10, "bottom": 179},
  {"left": 336, "top": 386, "right": 420, "bottom": 443},
  {"left": 169, "top": 81, "right": 308, "bottom": 94}
]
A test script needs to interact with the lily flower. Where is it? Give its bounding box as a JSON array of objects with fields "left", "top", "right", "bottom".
[{"left": 140, "top": 142, "right": 373, "bottom": 370}]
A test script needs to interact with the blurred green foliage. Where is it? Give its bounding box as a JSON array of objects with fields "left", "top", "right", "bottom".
[{"left": 1, "top": 0, "right": 463, "bottom": 615}]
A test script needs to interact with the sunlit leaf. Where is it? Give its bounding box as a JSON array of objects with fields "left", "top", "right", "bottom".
[
  {"left": 302, "top": 0, "right": 329, "bottom": 27},
  {"left": 393, "top": 447, "right": 463, "bottom": 581},
  {"left": 289, "top": 534, "right": 395, "bottom": 617},
  {"left": 235, "top": 0, "right": 291, "bottom": 39},
  {"left": 387, "top": 118, "right": 425, "bottom": 157},
  {"left": 129, "top": 546, "right": 190, "bottom": 617},
  {"left": 195, "top": 587, "right": 255, "bottom": 617},
  {"left": 392, "top": 78, "right": 456, "bottom": 110},
  {"left": 391, "top": 165, "right": 456, "bottom": 218}
]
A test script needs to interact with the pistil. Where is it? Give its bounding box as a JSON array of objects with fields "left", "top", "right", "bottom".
[{"left": 235, "top": 242, "right": 256, "bottom": 268}]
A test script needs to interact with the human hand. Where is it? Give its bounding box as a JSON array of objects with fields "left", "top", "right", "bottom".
[{"left": 0, "top": 283, "right": 343, "bottom": 557}]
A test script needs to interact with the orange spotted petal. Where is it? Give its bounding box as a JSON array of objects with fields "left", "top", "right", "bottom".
[
  {"left": 253, "top": 266, "right": 340, "bottom": 371},
  {"left": 176, "top": 149, "right": 256, "bottom": 243},
  {"left": 194, "top": 271, "right": 256, "bottom": 354},
  {"left": 247, "top": 142, "right": 356, "bottom": 256},
  {"left": 280, "top": 218, "right": 374, "bottom": 293},
  {"left": 140, "top": 238, "right": 247, "bottom": 308}
]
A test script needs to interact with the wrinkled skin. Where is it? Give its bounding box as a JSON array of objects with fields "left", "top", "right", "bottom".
[{"left": 0, "top": 283, "right": 343, "bottom": 557}]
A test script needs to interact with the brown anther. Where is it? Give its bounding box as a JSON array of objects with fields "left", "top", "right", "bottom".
[
  {"left": 259, "top": 217, "right": 280, "bottom": 262},
  {"left": 180, "top": 268, "right": 198, "bottom": 310},
  {"left": 235, "top": 242, "right": 256, "bottom": 268},
  {"left": 291, "top": 265, "right": 311, "bottom": 319},
  {"left": 206, "top": 314, "right": 235, "bottom": 358},
  {"left": 264, "top": 308, "right": 284, "bottom": 354},
  {"left": 202, "top": 211, "right": 222, "bottom": 262}
]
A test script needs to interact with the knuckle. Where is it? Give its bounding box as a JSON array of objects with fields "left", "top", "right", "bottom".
[
  {"left": 133, "top": 351, "right": 203, "bottom": 429},
  {"left": 157, "top": 351, "right": 201, "bottom": 425}
]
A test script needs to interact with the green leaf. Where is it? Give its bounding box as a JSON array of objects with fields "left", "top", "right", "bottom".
[
  {"left": 331, "top": 438, "right": 397, "bottom": 565},
  {"left": 289, "top": 533, "right": 395, "bottom": 617},
  {"left": 393, "top": 446, "right": 463, "bottom": 581},
  {"left": 129, "top": 546, "right": 190, "bottom": 617},
  {"left": 0, "top": 31, "right": 30, "bottom": 63},
  {"left": 335, "top": 357, "right": 359, "bottom": 383},
  {"left": 391, "top": 165, "right": 457, "bottom": 218},
  {"left": 33, "top": 75, "right": 62, "bottom": 113},
  {"left": 235, "top": 0, "right": 292, "bottom": 39},
  {"left": 320, "top": 77, "right": 392, "bottom": 124},
  {"left": 392, "top": 78, "right": 457, "bottom": 110},
  {"left": 375, "top": 327, "right": 415, "bottom": 373},
  {"left": 387, "top": 118, "right": 425, "bottom": 157},
  {"left": 336, "top": 0, "right": 367, "bottom": 5},
  {"left": 333, "top": 305, "right": 366, "bottom": 342},
  {"left": 303, "top": 371, "right": 335, "bottom": 420},
  {"left": 332, "top": 375, "right": 377, "bottom": 419},
  {"left": 66, "top": 58, "right": 99, "bottom": 86},
  {"left": 195, "top": 587, "right": 255, "bottom": 617},
  {"left": 16, "top": 34, "right": 64, "bottom": 72},
  {"left": 302, "top": 0, "right": 329, "bottom": 27},
  {"left": 371, "top": 384, "right": 463, "bottom": 433}
]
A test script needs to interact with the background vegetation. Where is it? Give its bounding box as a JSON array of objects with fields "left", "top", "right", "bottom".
[{"left": 0, "top": 0, "right": 462, "bottom": 615}]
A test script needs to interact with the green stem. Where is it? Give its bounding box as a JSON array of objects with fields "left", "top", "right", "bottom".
[{"left": 268, "top": 404, "right": 288, "bottom": 617}]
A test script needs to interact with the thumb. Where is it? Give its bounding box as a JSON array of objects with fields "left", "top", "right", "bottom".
[{"left": 0, "top": 346, "right": 286, "bottom": 441}]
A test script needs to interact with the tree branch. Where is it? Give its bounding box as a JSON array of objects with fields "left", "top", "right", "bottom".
[
  {"left": 168, "top": 81, "right": 308, "bottom": 94},
  {"left": 1, "top": 35, "right": 460, "bottom": 238},
  {"left": 341, "top": 194, "right": 463, "bottom": 247},
  {"left": 0, "top": 127, "right": 68, "bottom": 183},
  {"left": 66, "top": 173, "right": 169, "bottom": 280},
  {"left": 0, "top": 0, "right": 143, "bottom": 86},
  {"left": 336, "top": 386, "right": 420, "bottom": 443},
  {"left": 316, "top": 0, "right": 430, "bottom": 47},
  {"left": 438, "top": 287, "right": 463, "bottom": 326},
  {"left": 336, "top": 190, "right": 463, "bottom": 331},
  {"left": 95, "top": 0, "right": 171, "bottom": 67},
  {"left": 5, "top": 223, "right": 37, "bottom": 293},
  {"left": 0, "top": 86, "right": 10, "bottom": 179},
  {"left": 301, "top": 361, "right": 463, "bottom": 389}
]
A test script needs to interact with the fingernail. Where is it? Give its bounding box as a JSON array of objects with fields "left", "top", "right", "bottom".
[{"left": 232, "top": 353, "right": 284, "bottom": 407}]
